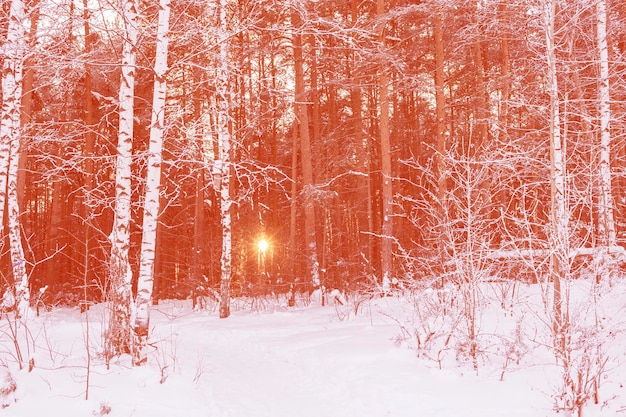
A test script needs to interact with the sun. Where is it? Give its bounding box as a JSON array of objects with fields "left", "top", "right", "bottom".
[{"left": 257, "top": 238, "right": 269, "bottom": 253}]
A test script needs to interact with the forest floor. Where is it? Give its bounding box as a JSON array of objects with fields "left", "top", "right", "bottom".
[{"left": 1, "top": 279, "right": 626, "bottom": 417}]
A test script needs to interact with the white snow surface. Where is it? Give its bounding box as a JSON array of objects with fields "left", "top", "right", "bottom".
[{"left": 2, "top": 281, "right": 626, "bottom": 417}]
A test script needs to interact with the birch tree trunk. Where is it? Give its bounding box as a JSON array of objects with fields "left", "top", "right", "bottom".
[
  {"left": 0, "top": 0, "right": 29, "bottom": 318},
  {"left": 0, "top": 0, "right": 23, "bottom": 221},
  {"left": 217, "top": 0, "right": 233, "bottom": 319},
  {"left": 377, "top": 0, "right": 392, "bottom": 292},
  {"left": 134, "top": 0, "right": 170, "bottom": 365},
  {"left": 106, "top": 0, "right": 139, "bottom": 361},
  {"left": 545, "top": 0, "right": 569, "bottom": 356},
  {"left": 596, "top": 0, "right": 617, "bottom": 254}
]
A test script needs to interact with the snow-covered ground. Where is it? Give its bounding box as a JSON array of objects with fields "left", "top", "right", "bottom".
[{"left": 1, "top": 280, "right": 625, "bottom": 417}]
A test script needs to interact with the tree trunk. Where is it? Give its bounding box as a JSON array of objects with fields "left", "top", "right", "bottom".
[
  {"left": 0, "top": 0, "right": 28, "bottom": 318},
  {"left": 289, "top": 124, "right": 298, "bottom": 282},
  {"left": 134, "top": 0, "right": 170, "bottom": 365},
  {"left": 434, "top": 14, "right": 447, "bottom": 213},
  {"left": 495, "top": 1, "right": 510, "bottom": 246},
  {"left": 7, "top": 103, "right": 28, "bottom": 319},
  {"left": 82, "top": 0, "right": 96, "bottom": 289},
  {"left": 433, "top": 12, "right": 450, "bottom": 287},
  {"left": 596, "top": 0, "right": 617, "bottom": 251},
  {"left": 498, "top": 1, "right": 510, "bottom": 132},
  {"left": 18, "top": 0, "right": 41, "bottom": 213},
  {"left": 349, "top": 72, "right": 370, "bottom": 275},
  {"left": 350, "top": 0, "right": 373, "bottom": 278},
  {"left": 0, "top": 0, "right": 25, "bottom": 236},
  {"left": 470, "top": 2, "right": 489, "bottom": 154},
  {"left": 191, "top": 170, "right": 205, "bottom": 294},
  {"left": 217, "top": 0, "right": 233, "bottom": 319},
  {"left": 545, "top": 0, "right": 569, "bottom": 355},
  {"left": 106, "top": 0, "right": 139, "bottom": 361},
  {"left": 291, "top": 6, "right": 320, "bottom": 289},
  {"left": 377, "top": 0, "right": 392, "bottom": 291},
  {"left": 45, "top": 173, "right": 67, "bottom": 289},
  {"left": 310, "top": 39, "right": 321, "bottom": 157}
]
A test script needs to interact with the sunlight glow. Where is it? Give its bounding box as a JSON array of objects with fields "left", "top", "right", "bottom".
[{"left": 257, "top": 239, "right": 269, "bottom": 253}]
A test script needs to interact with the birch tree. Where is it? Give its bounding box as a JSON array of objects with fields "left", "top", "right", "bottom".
[
  {"left": 106, "top": 0, "right": 139, "bottom": 360},
  {"left": 0, "top": 0, "right": 29, "bottom": 318},
  {"left": 0, "top": 0, "right": 15, "bottom": 216},
  {"left": 545, "top": 0, "right": 570, "bottom": 379},
  {"left": 134, "top": 0, "right": 171, "bottom": 364},
  {"left": 595, "top": 0, "right": 617, "bottom": 265},
  {"left": 216, "top": 0, "right": 233, "bottom": 318}
]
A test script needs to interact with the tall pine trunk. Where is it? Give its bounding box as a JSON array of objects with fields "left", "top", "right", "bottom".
[
  {"left": 377, "top": 0, "right": 392, "bottom": 291},
  {"left": 106, "top": 0, "right": 139, "bottom": 361},
  {"left": 349, "top": 0, "right": 373, "bottom": 277},
  {"left": 434, "top": 14, "right": 447, "bottom": 216},
  {"left": 498, "top": 2, "right": 510, "bottom": 134},
  {"left": 433, "top": 12, "right": 450, "bottom": 288},
  {"left": 470, "top": 1, "right": 489, "bottom": 153},
  {"left": 289, "top": 124, "right": 298, "bottom": 282},
  {"left": 496, "top": 1, "right": 510, "bottom": 228},
  {"left": 134, "top": 0, "right": 170, "bottom": 364},
  {"left": 18, "top": 0, "right": 40, "bottom": 212},
  {"left": 82, "top": 0, "right": 96, "bottom": 289},
  {"left": 291, "top": 6, "right": 320, "bottom": 289}
]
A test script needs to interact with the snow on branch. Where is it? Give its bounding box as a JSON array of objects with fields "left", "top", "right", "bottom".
[{"left": 487, "top": 245, "right": 626, "bottom": 260}]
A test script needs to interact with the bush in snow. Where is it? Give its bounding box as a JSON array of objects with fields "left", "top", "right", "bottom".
[
  {"left": 548, "top": 277, "right": 620, "bottom": 417},
  {"left": 93, "top": 401, "right": 111, "bottom": 416},
  {"left": 385, "top": 280, "right": 465, "bottom": 369},
  {"left": 0, "top": 365, "right": 16, "bottom": 408}
]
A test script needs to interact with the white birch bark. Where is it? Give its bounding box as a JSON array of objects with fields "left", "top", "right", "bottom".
[
  {"left": 545, "top": 0, "right": 569, "bottom": 355},
  {"left": 8, "top": 111, "right": 29, "bottom": 319},
  {"left": 0, "top": 0, "right": 24, "bottom": 223},
  {"left": 107, "top": 0, "right": 139, "bottom": 359},
  {"left": 596, "top": 0, "right": 617, "bottom": 249},
  {"left": 216, "top": 0, "right": 233, "bottom": 319},
  {"left": 134, "top": 0, "right": 171, "bottom": 365},
  {"left": 0, "top": 0, "right": 29, "bottom": 318}
]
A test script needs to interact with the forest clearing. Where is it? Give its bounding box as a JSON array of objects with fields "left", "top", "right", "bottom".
[{"left": 2, "top": 278, "right": 626, "bottom": 417}]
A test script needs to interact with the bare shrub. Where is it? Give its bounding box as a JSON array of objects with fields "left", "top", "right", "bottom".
[
  {"left": 0, "top": 363, "right": 17, "bottom": 408},
  {"left": 550, "top": 279, "right": 617, "bottom": 417}
]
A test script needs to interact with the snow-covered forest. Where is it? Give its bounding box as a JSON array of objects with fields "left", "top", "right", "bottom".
[{"left": 1, "top": 0, "right": 626, "bottom": 415}]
